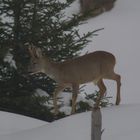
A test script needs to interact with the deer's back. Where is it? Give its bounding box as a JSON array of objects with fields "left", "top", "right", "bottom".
[{"left": 57, "top": 51, "right": 116, "bottom": 84}]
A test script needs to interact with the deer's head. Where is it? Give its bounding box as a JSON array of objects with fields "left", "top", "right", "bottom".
[{"left": 27, "top": 44, "right": 45, "bottom": 75}]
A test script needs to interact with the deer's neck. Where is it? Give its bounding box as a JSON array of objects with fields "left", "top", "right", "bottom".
[{"left": 43, "top": 57, "right": 59, "bottom": 81}]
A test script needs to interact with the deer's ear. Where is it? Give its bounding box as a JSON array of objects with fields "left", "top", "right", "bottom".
[
  {"left": 30, "top": 43, "right": 42, "bottom": 58},
  {"left": 35, "top": 48, "right": 42, "bottom": 58},
  {"left": 28, "top": 43, "right": 42, "bottom": 58}
]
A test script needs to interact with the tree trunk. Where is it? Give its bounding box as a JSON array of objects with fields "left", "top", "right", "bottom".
[{"left": 91, "top": 108, "right": 102, "bottom": 140}]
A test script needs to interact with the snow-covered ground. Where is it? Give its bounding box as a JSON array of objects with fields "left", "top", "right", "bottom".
[
  {"left": 0, "top": 111, "right": 47, "bottom": 135},
  {"left": 0, "top": 104, "right": 140, "bottom": 140},
  {"left": 1, "top": 0, "right": 140, "bottom": 139}
]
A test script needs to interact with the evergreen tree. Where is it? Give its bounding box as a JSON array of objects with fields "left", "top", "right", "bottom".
[{"left": 0, "top": 0, "right": 99, "bottom": 121}]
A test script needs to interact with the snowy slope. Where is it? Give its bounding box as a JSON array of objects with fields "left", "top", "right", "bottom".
[
  {"left": 0, "top": 104, "right": 140, "bottom": 140},
  {"left": 0, "top": 111, "right": 47, "bottom": 135}
]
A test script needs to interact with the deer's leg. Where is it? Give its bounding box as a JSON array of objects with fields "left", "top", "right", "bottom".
[
  {"left": 113, "top": 73, "right": 121, "bottom": 105},
  {"left": 104, "top": 72, "right": 121, "bottom": 105},
  {"left": 95, "top": 79, "right": 106, "bottom": 107},
  {"left": 115, "top": 74, "right": 121, "bottom": 105},
  {"left": 71, "top": 84, "right": 79, "bottom": 114},
  {"left": 53, "top": 85, "right": 65, "bottom": 115}
]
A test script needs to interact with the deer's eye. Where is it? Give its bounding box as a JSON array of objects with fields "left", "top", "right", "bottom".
[
  {"left": 31, "top": 60, "right": 37, "bottom": 65},
  {"left": 33, "top": 62, "right": 37, "bottom": 65}
]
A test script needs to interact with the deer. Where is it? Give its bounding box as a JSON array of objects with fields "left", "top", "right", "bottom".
[{"left": 27, "top": 44, "right": 121, "bottom": 115}]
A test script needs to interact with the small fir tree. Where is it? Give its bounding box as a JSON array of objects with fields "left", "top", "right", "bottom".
[{"left": 0, "top": 0, "right": 100, "bottom": 121}]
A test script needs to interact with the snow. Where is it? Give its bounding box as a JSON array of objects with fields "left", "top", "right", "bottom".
[
  {"left": 35, "top": 88, "right": 50, "bottom": 97},
  {"left": 4, "top": 51, "right": 17, "bottom": 69},
  {"left": 1, "top": 0, "right": 140, "bottom": 139},
  {"left": 0, "top": 111, "right": 47, "bottom": 135},
  {"left": 1, "top": 104, "right": 140, "bottom": 140}
]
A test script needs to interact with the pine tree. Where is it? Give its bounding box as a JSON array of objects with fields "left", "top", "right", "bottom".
[{"left": 0, "top": 0, "right": 99, "bottom": 121}]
